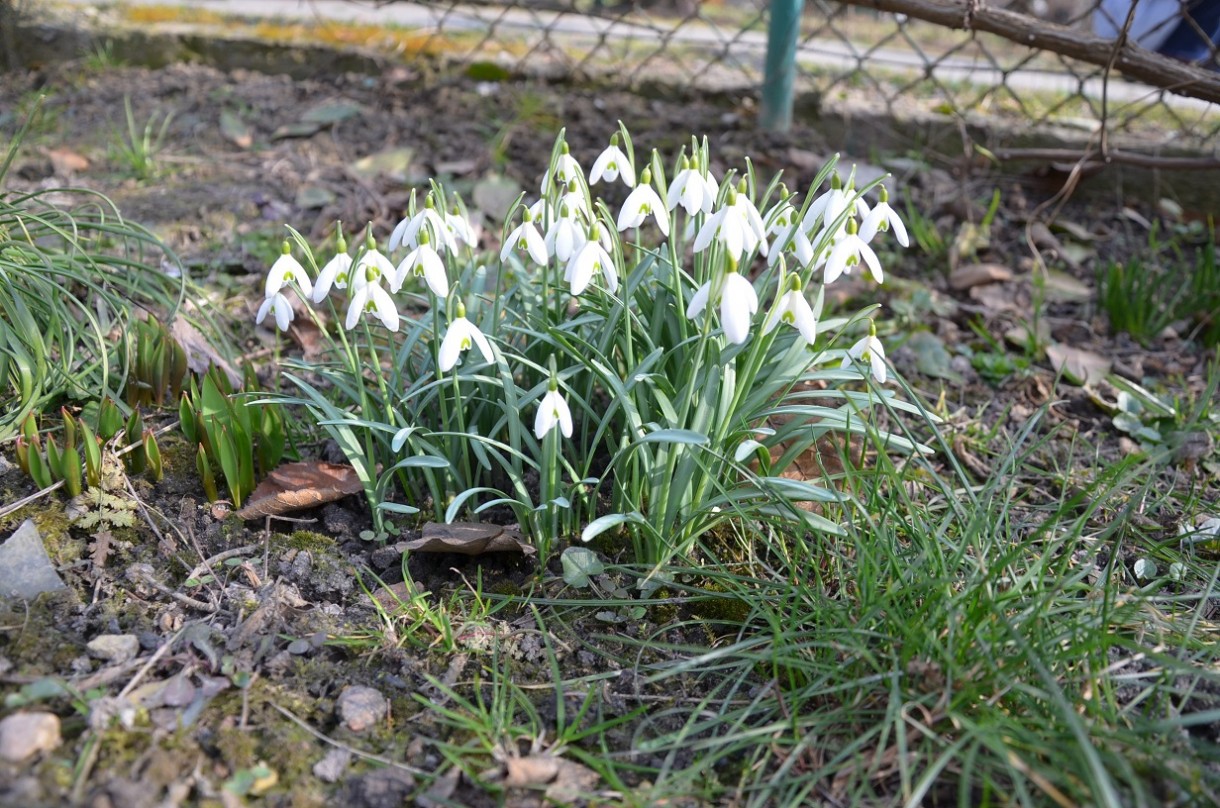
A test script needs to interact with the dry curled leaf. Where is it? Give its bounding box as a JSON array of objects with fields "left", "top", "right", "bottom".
[
  {"left": 401, "top": 523, "right": 535, "bottom": 556},
  {"left": 234, "top": 461, "right": 363, "bottom": 519}
]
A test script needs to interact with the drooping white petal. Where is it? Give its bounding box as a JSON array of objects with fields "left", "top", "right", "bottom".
[
  {"left": 841, "top": 334, "right": 887, "bottom": 384},
  {"left": 686, "top": 281, "right": 711, "bottom": 319},
  {"left": 720, "top": 273, "right": 758, "bottom": 345},
  {"left": 858, "top": 240, "right": 884, "bottom": 284},
  {"left": 345, "top": 283, "right": 369, "bottom": 331},
  {"left": 367, "top": 281, "right": 400, "bottom": 332},
  {"left": 762, "top": 289, "right": 816, "bottom": 344},
  {"left": 859, "top": 202, "right": 908, "bottom": 248},
  {"left": 313, "top": 253, "right": 352, "bottom": 303}
]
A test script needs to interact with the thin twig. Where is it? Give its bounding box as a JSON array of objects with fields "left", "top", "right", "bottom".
[
  {"left": 992, "top": 148, "right": 1220, "bottom": 171},
  {"left": 268, "top": 701, "right": 425, "bottom": 776},
  {"left": 184, "top": 544, "right": 260, "bottom": 587}
]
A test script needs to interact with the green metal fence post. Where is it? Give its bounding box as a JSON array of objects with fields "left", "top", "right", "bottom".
[{"left": 761, "top": 0, "right": 805, "bottom": 131}]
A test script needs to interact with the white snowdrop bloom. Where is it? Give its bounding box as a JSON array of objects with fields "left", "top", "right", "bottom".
[
  {"left": 392, "top": 237, "right": 449, "bottom": 298},
  {"left": 546, "top": 206, "right": 587, "bottom": 263},
  {"left": 256, "top": 291, "right": 294, "bottom": 332},
  {"left": 352, "top": 245, "right": 396, "bottom": 288},
  {"left": 666, "top": 159, "right": 720, "bottom": 216},
  {"left": 534, "top": 388, "right": 573, "bottom": 439},
  {"left": 500, "top": 211, "right": 549, "bottom": 266},
  {"left": 616, "top": 169, "right": 669, "bottom": 236},
  {"left": 345, "top": 273, "right": 400, "bottom": 333},
  {"left": 686, "top": 268, "right": 758, "bottom": 345},
  {"left": 589, "top": 137, "right": 635, "bottom": 187},
  {"left": 762, "top": 279, "right": 818, "bottom": 345},
  {"left": 445, "top": 207, "right": 477, "bottom": 248},
  {"left": 558, "top": 185, "right": 591, "bottom": 217},
  {"left": 389, "top": 203, "right": 458, "bottom": 254},
  {"left": 564, "top": 231, "right": 618, "bottom": 295},
  {"left": 541, "top": 147, "right": 584, "bottom": 195},
  {"left": 312, "top": 232, "right": 353, "bottom": 303},
  {"left": 857, "top": 186, "right": 909, "bottom": 248},
  {"left": 823, "top": 222, "right": 883, "bottom": 285},
  {"left": 766, "top": 203, "right": 816, "bottom": 267},
  {"left": 693, "top": 189, "right": 765, "bottom": 260},
  {"left": 265, "top": 243, "right": 313, "bottom": 300},
  {"left": 842, "top": 330, "right": 887, "bottom": 384},
  {"left": 438, "top": 307, "right": 494, "bottom": 372}
]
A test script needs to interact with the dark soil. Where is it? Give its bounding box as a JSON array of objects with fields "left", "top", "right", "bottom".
[{"left": 0, "top": 41, "right": 1217, "bottom": 808}]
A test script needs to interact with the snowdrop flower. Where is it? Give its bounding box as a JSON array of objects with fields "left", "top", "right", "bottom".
[
  {"left": 857, "top": 185, "right": 909, "bottom": 247},
  {"left": 686, "top": 261, "right": 758, "bottom": 345},
  {"left": 589, "top": 133, "right": 635, "bottom": 187},
  {"left": 762, "top": 273, "right": 818, "bottom": 345},
  {"left": 256, "top": 291, "right": 294, "bottom": 332},
  {"left": 535, "top": 386, "right": 573, "bottom": 440},
  {"left": 666, "top": 156, "right": 719, "bottom": 216},
  {"left": 312, "top": 228, "right": 353, "bottom": 303},
  {"left": 392, "top": 232, "right": 449, "bottom": 297},
  {"left": 565, "top": 225, "right": 618, "bottom": 295},
  {"left": 438, "top": 299, "right": 494, "bottom": 372},
  {"left": 265, "top": 241, "right": 313, "bottom": 300},
  {"left": 822, "top": 219, "right": 883, "bottom": 285},
  {"left": 765, "top": 196, "right": 815, "bottom": 267},
  {"left": 693, "top": 186, "right": 766, "bottom": 260},
  {"left": 345, "top": 271, "right": 399, "bottom": 332},
  {"left": 841, "top": 321, "right": 887, "bottom": 384},
  {"left": 445, "top": 204, "right": 477, "bottom": 248},
  {"left": 545, "top": 202, "right": 587, "bottom": 263},
  {"left": 541, "top": 143, "right": 583, "bottom": 195},
  {"left": 801, "top": 171, "right": 868, "bottom": 240},
  {"left": 500, "top": 208, "right": 549, "bottom": 266},
  {"left": 389, "top": 196, "right": 458, "bottom": 254},
  {"left": 616, "top": 168, "right": 669, "bottom": 236}
]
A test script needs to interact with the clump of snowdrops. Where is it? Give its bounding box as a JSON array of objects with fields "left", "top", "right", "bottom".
[{"left": 256, "top": 126, "right": 924, "bottom": 565}]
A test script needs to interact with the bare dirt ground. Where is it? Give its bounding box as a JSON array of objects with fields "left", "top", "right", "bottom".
[{"left": 1, "top": 47, "right": 1218, "bottom": 807}]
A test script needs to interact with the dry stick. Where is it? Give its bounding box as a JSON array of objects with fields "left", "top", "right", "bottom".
[
  {"left": 268, "top": 701, "right": 425, "bottom": 777},
  {"left": 127, "top": 565, "right": 216, "bottom": 612},
  {"left": 118, "top": 624, "right": 189, "bottom": 699},
  {"left": 184, "top": 544, "right": 261, "bottom": 588}
]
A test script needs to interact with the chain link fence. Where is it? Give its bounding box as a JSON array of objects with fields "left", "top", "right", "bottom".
[{"left": 389, "top": 0, "right": 1220, "bottom": 159}]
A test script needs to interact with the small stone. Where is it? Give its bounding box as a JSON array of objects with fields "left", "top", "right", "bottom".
[
  {"left": 86, "top": 634, "right": 140, "bottom": 664},
  {"left": 0, "top": 712, "right": 61, "bottom": 763},
  {"left": 286, "top": 639, "right": 312, "bottom": 655},
  {"left": 0, "top": 520, "right": 68, "bottom": 600},
  {"left": 337, "top": 685, "right": 388, "bottom": 733},
  {"left": 313, "top": 747, "right": 352, "bottom": 783}
]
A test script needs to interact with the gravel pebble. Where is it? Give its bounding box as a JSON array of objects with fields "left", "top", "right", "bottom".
[
  {"left": 337, "top": 685, "right": 389, "bottom": 733},
  {"left": 86, "top": 634, "right": 140, "bottom": 664},
  {"left": 0, "top": 712, "right": 61, "bottom": 763}
]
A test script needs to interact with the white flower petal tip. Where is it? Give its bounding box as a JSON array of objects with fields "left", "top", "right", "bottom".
[
  {"left": 841, "top": 334, "right": 888, "bottom": 384},
  {"left": 534, "top": 389, "right": 573, "bottom": 439},
  {"left": 438, "top": 317, "right": 494, "bottom": 372}
]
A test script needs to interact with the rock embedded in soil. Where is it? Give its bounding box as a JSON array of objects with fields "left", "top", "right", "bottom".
[
  {"left": 338, "top": 768, "right": 415, "bottom": 808},
  {"left": 337, "top": 685, "right": 389, "bottom": 733},
  {"left": 86, "top": 634, "right": 140, "bottom": 664},
  {"left": 313, "top": 747, "right": 352, "bottom": 783},
  {"left": 0, "top": 520, "right": 69, "bottom": 600},
  {"left": 0, "top": 712, "right": 61, "bottom": 763}
]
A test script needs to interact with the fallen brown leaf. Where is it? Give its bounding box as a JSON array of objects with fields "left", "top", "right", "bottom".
[
  {"left": 504, "top": 754, "right": 561, "bottom": 787},
  {"left": 44, "top": 147, "right": 90, "bottom": 175},
  {"left": 234, "top": 461, "right": 363, "bottom": 519},
  {"left": 948, "top": 262, "right": 1013, "bottom": 291},
  {"left": 401, "top": 523, "right": 536, "bottom": 556}
]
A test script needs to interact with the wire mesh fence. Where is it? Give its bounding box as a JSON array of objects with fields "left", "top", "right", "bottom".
[{"left": 391, "top": 0, "right": 1220, "bottom": 158}]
